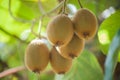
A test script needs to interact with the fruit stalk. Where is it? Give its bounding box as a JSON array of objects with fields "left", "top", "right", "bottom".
[{"left": 78, "top": 0, "right": 83, "bottom": 8}]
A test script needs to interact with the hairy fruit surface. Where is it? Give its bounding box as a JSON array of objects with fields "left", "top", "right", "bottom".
[
  {"left": 47, "top": 14, "right": 74, "bottom": 46},
  {"left": 72, "top": 8, "right": 98, "bottom": 40},
  {"left": 25, "top": 39, "right": 49, "bottom": 73}
]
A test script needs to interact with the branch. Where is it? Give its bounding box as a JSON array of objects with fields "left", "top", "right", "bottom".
[
  {"left": 31, "top": 1, "right": 64, "bottom": 39},
  {"left": 8, "top": 0, "right": 33, "bottom": 23},
  {"left": 9, "top": 0, "right": 64, "bottom": 23},
  {"left": 0, "top": 65, "right": 55, "bottom": 78},
  {"left": 38, "top": 0, "right": 46, "bottom": 14},
  {"left": 8, "top": 0, "right": 64, "bottom": 39},
  {"left": 41, "top": 0, "right": 64, "bottom": 17},
  {"left": 78, "top": 0, "right": 83, "bottom": 8},
  {"left": 0, "top": 27, "right": 28, "bottom": 44},
  {"left": 62, "top": 0, "right": 67, "bottom": 14},
  {"left": 0, "top": 66, "right": 26, "bottom": 78},
  {"left": 30, "top": 19, "right": 39, "bottom": 37}
]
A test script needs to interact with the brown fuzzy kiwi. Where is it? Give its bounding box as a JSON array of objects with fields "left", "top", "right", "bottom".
[
  {"left": 47, "top": 14, "right": 74, "bottom": 46},
  {"left": 56, "top": 34, "right": 85, "bottom": 60},
  {"left": 25, "top": 39, "right": 49, "bottom": 73},
  {"left": 72, "top": 8, "right": 98, "bottom": 40},
  {"left": 50, "top": 47, "right": 72, "bottom": 74}
]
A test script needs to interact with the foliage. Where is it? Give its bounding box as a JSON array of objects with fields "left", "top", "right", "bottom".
[
  {"left": 104, "top": 29, "right": 120, "bottom": 80},
  {"left": 55, "top": 50, "right": 103, "bottom": 80},
  {"left": 98, "top": 10, "right": 120, "bottom": 61},
  {"left": 0, "top": 0, "right": 120, "bottom": 80}
]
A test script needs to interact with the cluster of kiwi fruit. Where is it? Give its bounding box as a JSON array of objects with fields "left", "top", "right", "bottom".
[{"left": 24, "top": 7, "right": 98, "bottom": 74}]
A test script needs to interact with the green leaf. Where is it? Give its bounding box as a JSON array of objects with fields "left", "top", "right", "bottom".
[
  {"left": 68, "top": 0, "right": 97, "bottom": 13},
  {"left": 18, "top": 0, "right": 58, "bottom": 20},
  {"left": 17, "top": 0, "right": 40, "bottom": 20},
  {"left": 104, "top": 29, "right": 120, "bottom": 80},
  {"left": 68, "top": 0, "right": 118, "bottom": 15},
  {"left": 98, "top": 10, "right": 120, "bottom": 61},
  {"left": 0, "top": 0, "right": 31, "bottom": 36},
  {"left": 55, "top": 50, "right": 103, "bottom": 80},
  {"left": 39, "top": 72, "right": 54, "bottom": 80},
  {"left": 27, "top": 71, "right": 38, "bottom": 80},
  {"left": 0, "top": 0, "right": 58, "bottom": 41}
]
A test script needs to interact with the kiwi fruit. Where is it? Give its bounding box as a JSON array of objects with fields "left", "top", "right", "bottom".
[
  {"left": 50, "top": 47, "right": 72, "bottom": 74},
  {"left": 47, "top": 14, "right": 74, "bottom": 46},
  {"left": 57, "top": 34, "right": 85, "bottom": 60},
  {"left": 25, "top": 39, "right": 49, "bottom": 73},
  {"left": 72, "top": 8, "right": 98, "bottom": 40}
]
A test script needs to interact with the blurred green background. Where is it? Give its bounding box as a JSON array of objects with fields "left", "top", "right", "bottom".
[{"left": 0, "top": 0, "right": 120, "bottom": 80}]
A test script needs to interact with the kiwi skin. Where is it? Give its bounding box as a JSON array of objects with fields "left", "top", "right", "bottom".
[
  {"left": 47, "top": 14, "right": 74, "bottom": 46},
  {"left": 50, "top": 47, "right": 72, "bottom": 74},
  {"left": 72, "top": 8, "right": 98, "bottom": 40},
  {"left": 57, "top": 34, "right": 85, "bottom": 60},
  {"left": 25, "top": 39, "right": 49, "bottom": 73}
]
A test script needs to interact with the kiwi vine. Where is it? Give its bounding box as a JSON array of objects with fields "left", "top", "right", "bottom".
[{"left": 24, "top": 0, "right": 98, "bottom": 79}]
